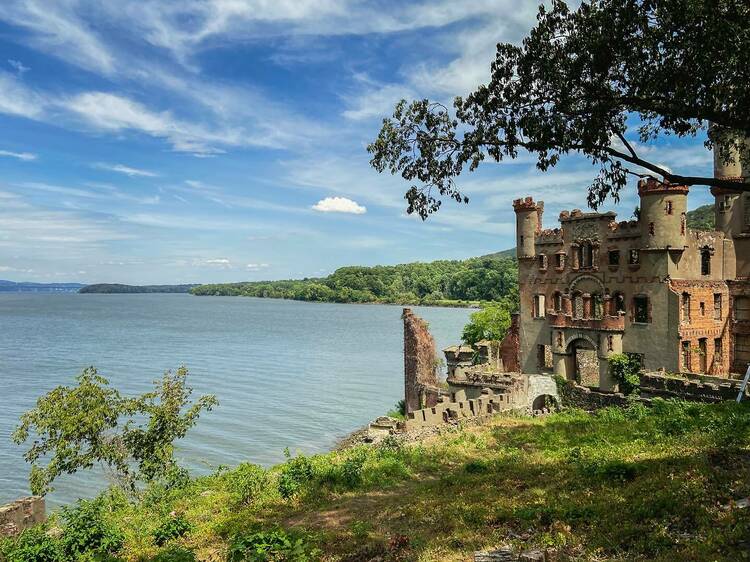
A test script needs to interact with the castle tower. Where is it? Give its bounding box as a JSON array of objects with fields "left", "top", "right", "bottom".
[
  {"left": 713, "top": 135, "right": 748, "bottom": 238},
  {"left": 513, "top": 197, "right": 543, "bottom": 259},
  {"left": 638, "top": 178, "right": 689, "bottom": 250}
]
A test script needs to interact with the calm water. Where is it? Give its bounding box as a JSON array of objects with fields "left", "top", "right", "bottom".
[{"left": 0, "top": 294, "right": 470, "bottom": 507}]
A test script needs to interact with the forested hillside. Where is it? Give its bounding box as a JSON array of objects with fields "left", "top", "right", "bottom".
[
  {"left": 686, "top": 204, "right": 715, "bottom": 231},
  {"left": 192, "top": 256, "right": 519, "bottom": 306}
]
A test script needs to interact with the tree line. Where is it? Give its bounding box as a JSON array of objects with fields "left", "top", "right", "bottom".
[{"left": 191, "top": 256, "right": 519, "bottom": 307}]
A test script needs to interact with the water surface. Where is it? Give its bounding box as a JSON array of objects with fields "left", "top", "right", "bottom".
[{"left": 0, "top": 294, "right": 470, "bottom": 506}]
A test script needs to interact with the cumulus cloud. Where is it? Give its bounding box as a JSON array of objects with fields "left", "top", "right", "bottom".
[
  {"left": 93, "top": 163, "right": 159, "bottom": 177},
  {"left": 0, "top": 149, "right": 36, "bottom": 161},
  {"left": 312, "top": 196, "right": 367, "bottom": 214}
]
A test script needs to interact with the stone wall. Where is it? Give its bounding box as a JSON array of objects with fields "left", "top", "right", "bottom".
[
  {"left": 558, "top": 381, "right": 634, "bottom": 410},
  {"left": 404, "top": 392, "right": 516, "bottom": 431},
  {"left": 0, "top": 497, "right": 45, "bottom": 537},
  {"left": 402, "top": 308, "right": 440, "bottom": 413},
  {"left": 640, "top": 372, "right": 743, "bottom": 402}
]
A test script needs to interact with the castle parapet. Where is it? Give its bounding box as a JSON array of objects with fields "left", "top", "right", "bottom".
[{"left": 637, "top": 177, "right": 689, "bottom": 196}]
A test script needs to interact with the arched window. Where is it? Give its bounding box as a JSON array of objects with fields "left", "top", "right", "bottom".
[
  {"left": 578, "top": 242, "right": 594, "bottom": 269},
  {"left": 700, "top": 247, "right": 711, "bottom": 276},
  {"left": 592, "top": 293, "right": 603, "bottom": 319}
]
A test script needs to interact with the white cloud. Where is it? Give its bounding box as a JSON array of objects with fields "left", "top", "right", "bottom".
[
  {"left": 0, "top": 149, "right": 37, "bottom": 161},
  {"left": 343, "top": 78, "right": 415, "bottom": 121},
  {"left": 0, "top": 71, "right": 46, "bottom": 118},
  {"left": 246, "top": 262, "right": 269, "bottom": 271},
  {"left": 1, "top": 0, "right": 115, "bottom": 74},
  {"left": 93, "top": 163, "right": 159, "bottom": 177},
  {"left": 312, "top": 196, "right": 367, "bottom": 214},
  {"left": 8, "top": 59, "right": 29, "bottom": 74}
]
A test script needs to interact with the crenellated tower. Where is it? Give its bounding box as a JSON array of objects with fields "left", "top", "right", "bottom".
[
  {"left": 638, "top": 178, "right": 689, "bottom": 250},
  {"left": 513, "top": 197, "right": 543, "bottom": 259}
]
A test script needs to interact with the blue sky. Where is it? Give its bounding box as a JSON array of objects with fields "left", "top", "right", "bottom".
[{"left": 0, "top": 1, "right": 715, "bottom": 284}]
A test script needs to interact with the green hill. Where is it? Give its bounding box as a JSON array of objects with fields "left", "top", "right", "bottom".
[
  {"left": 80, "top": 284, "right": 197, "bottom": 294},
  {"left": 686, "top": 204, "right": 715, "bottom": 231},
  {"left": 191, "top": 252, "right": 519, "bottom": 307}
]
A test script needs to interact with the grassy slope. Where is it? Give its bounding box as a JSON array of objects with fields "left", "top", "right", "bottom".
[{"left": 81, "top": 400, "right": 750, "bottom": 561}]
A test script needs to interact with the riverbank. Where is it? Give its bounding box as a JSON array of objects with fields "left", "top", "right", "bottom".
[{"left": 4, "top": 399, "right": 748, "bottom": 561}]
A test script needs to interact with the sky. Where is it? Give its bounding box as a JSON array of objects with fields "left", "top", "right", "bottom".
[{"left": 0, "top": 0, "right": 717, "bottom": 284}]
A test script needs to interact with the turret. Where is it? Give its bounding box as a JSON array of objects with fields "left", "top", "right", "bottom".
[
  {"left": 713, "top": 135, "right": 748, "bottom": 238},
  {"left": 513, "top": 197, "right": 543, "bottom": 259},
  {"left": 638, "top": 178, "right": 689, "bottom": 250}
]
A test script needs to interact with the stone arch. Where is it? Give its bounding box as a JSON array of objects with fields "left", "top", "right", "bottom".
[
  {"left": 531, "top": 393, "right": 558, "bottom": 412},
  {"left": 569, "top": 274, "right": 605, "bottom": 294}
]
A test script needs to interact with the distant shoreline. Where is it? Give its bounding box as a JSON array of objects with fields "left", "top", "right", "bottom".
[{"left": 78, "top": 283, "right": 197, "bottom": 294}]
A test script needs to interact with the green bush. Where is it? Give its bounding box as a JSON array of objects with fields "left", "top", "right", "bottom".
[
  {"left": 226, "top": 529, "right": 319, "bottom": 562},
  {"left": 226, "top": 463, "right": 272, "bottom": 506},
  {"left": 152, "top": 515, "right": 192, "bottom": 547},
  {"left": 0, "top": 526, "right": 62, "bottom": 562},
  {"left": 278, "top": 452, "right": 314, "bottom": 499},
  {"left": 608, "top": 354, "right": 641, "bottom": 395},
  {"left": 60, "top": 497, "right": 124, "bottom": 560}
]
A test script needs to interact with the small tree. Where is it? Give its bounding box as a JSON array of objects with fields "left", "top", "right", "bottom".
[
  {"left": 462, "top": 300, "right": 513, "bottom": 345},
  {"left": 13, "top": 366, "right": 217, "bottom": 496},
  {"left": 608, "top": 353, "right": 642, "bottom": 395}
]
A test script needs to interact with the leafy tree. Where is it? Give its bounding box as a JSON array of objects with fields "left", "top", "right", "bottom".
[
  {"left": 13, "top": 366, "right": 217, "bottom": 496},
  {"left": 608, "top": 353, "right": 642, "bottom": 395},
  {"left": 462, "top": 300, "right": 514, "bottom": 345},
  {"left": 368, "top": 0, "right": 750, "bottom": 218}
]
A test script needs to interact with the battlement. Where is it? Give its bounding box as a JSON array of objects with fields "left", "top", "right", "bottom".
[
  {"left": 513, "top": 197, "right": 543, "bottom": 212},
  {"left": 637, "top": 177, "right": 689, "bottom": 196},
  {"left": 558, "top": 209, "right": 616, "bottom": 222},
  {"left": 535, "top": 228, "right": 563, "bottom": 243},
  {"left": 607, "top": 219, "right": 641, "bottom": 238}
]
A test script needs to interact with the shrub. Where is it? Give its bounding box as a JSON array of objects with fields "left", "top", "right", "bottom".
[
  {"left": 608, "top": 353, "right": 641, "bottom": 395},
  {"left": 226, "top": 529, "right": 319, "bottom": 562},
  {"left": 464, "top": 459, "right": 490, "bottom": 474},
  {"left": 339, "top": 450, "right": 368, "bottom": 489},
  {"left": 226, "top": 463, "right": 271, "bottom": 506},
  {"left": 60, "top": 497, "right": 124, "bottom": 560},
  {"left": 278, "top": 451, "right": 314, "bottom": 499},
  {"left": 386, "top": 399, "right": 406, "bottom": 419},
  {"left": 0, "top": 526, "right": 62, "bottom": 562},
  {"left": 152, "top": 515, "right": 192, "bottom": 546}
]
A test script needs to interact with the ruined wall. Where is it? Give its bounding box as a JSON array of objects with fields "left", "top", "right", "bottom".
[
  {"left": 499, "top": 313, "right": 521, "bottom": 372},
  {"left": 402, "top": 308, "right": 440, "bottom": 414},
  {"left": 0, "top": 497, "right": 45, "bottom": 537},
  {"left": 640, "top": 372, "right": 743, "bottom": 402}
]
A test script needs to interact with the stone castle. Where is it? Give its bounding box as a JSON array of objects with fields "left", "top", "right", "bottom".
[
  {"left": 514, "top": 146, "right": 750, "bottom": 388},
  {"left": 401, "top": 145, "right": 749, "bottom": 429}
]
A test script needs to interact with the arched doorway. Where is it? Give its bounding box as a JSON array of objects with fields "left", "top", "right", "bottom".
[
  {"left": 531, "top": 394, "right": 557, "bottom": 412},
  {"left": 567, "top": 338, "right": 599, "bottom": 387}
]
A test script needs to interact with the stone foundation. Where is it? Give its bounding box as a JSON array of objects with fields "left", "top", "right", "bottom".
[{"left": 0, "top": 496, "right": 45, "bottom": 537}]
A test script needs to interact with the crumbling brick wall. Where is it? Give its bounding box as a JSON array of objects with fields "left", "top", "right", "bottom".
[
  {"left": 499, "top": 313, "right": 521, "bottom": 372},
  {"left": 403, "top": 308, "right": 440, "bottom": 414},
  {"left": 0, "top": 497, "right": 45, "bottom": 537}
]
